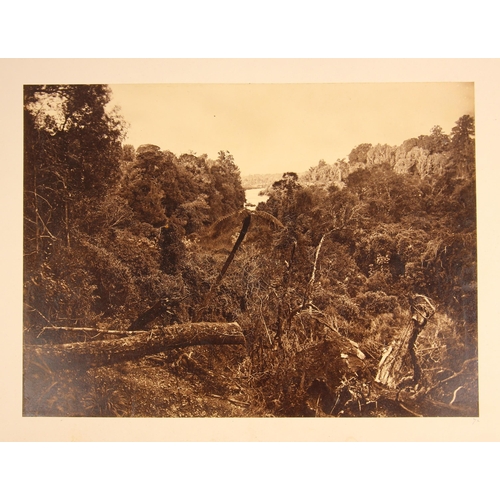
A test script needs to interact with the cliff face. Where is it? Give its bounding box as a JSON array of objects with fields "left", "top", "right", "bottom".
[
  {"left": 394, "top": 146, "right": 448, "bottom": 177},
  {"left": 366, "top": 143, "right": 396, "bottom": 167},
  {"left": 242, "top": 144, "right": 452, "bottom": 195},
  {"left": 344, "top": 143, "right": 449, "bottom": 180},
  {"left": 302, "top": 160, "right": 344, "bottom": 189}
]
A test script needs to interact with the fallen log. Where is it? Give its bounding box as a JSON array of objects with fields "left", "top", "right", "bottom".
[
  {"left": 25, "top": 322, "right": 245, "bottom": 370},
  {"left": 37, "top": 326, "right": 144, "bottom": 344}
]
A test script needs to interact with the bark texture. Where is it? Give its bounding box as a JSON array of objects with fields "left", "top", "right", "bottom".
[
  {"left": 375, "top": 295, "right": 435, "bottom": 389},
  {"left": 25, "top": 322, "right": 245, "bottom": 370}
]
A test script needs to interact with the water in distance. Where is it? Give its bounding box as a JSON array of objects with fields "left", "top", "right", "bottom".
[{"left": 245, "top": 188, "right": 269, "bottom": 210}]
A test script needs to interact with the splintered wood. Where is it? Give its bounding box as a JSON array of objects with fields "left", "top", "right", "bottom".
[{"left": 375, "top": 295, "right": 435, "bottom": 389}]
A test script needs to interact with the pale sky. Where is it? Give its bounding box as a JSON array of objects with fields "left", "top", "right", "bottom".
[{"left": 108, "top": 83, "right": 474, "bottom": 176}]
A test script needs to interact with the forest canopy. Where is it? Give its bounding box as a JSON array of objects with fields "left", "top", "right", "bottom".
[{"left": 23, "top": 84, "right": 477, "bottom": 418}]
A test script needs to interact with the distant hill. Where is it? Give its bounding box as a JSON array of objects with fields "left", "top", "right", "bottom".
[
  {"left": 242, "top": 172, "right": 308, "bottom": 189},
  {"left": 241, "top": 173, "right": 284, "bottom": 189}
]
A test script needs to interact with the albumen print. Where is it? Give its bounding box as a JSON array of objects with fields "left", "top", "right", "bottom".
[{"left": 23, "top": 81, "right": 478, "bottom": 418}]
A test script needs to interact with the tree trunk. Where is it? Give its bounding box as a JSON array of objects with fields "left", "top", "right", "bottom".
[
  {"left": 194, "top": 214, "right": 251, "bottom": 321},
  {"left": 25, "top": 322, "right": 245, "bottom": 370},
  {"left": 36, "top": 326, "right": 139, "bottom": 344}
]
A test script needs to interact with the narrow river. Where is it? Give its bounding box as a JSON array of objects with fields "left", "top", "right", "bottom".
[{"left": 245, "top": 188, "right": 269, "bottom": 210}]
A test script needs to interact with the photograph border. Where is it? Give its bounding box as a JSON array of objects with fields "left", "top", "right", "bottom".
[{"left": 2, "top": 58, "right": 499, "bottom": 441}]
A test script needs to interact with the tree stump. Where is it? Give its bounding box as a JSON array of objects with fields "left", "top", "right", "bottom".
[{"left": 375, "top": 295, "right": 435, "bottom": 389}]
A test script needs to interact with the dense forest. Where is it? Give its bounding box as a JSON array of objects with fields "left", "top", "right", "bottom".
[{"left": 23, "top": 84, "right": 477, "bottom": 417}]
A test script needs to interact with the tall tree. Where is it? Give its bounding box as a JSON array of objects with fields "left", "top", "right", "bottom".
[
  {"left": 24, "top": 85, "right": 125, "bottom": 248},
  {"left": 449, "top": 115, "right": 475, "bottom": 178},
  {"left": 24, "top": 85, "right": 127, "bottom": 333},
  {"left": 210, "top": 150, "right": 246, "bottom": 215}
]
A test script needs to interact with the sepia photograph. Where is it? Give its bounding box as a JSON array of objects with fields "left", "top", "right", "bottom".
[{"left": 22, "top": 80, "right": 478, "bottom": 419}]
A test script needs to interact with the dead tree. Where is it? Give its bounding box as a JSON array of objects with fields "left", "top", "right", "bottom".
[
  {"left": 194, "top": 208, "right": 284, "bottom": 322},
  {"left": 375, "top": 295, "right": 435, "bottom": 389},
  {"left": 25, "top": 322, "right": 245, "bottom": 371}
]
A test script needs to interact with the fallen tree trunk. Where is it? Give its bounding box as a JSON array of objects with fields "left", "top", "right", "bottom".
[
  {"left": 25, "top": 322, "right": 245, "bottom": 370},
  {"left": 37, "top": 326, "right": 143, "bottom": 344}
]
